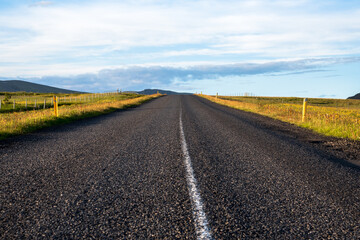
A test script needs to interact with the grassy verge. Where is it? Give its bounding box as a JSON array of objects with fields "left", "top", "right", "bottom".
[
  {"left": 0, "top": 94, "right": 162, "bottom": 140},
  {"left": 0, "top": 92, "right": 138, "bottom": 113},
  {"left": 199, "top": 95, "right": 360, "bottom": 141}
]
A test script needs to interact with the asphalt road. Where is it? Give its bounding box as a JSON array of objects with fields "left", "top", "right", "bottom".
[{"left": 1, "top": 95, "right": 359, "bottom": 239}]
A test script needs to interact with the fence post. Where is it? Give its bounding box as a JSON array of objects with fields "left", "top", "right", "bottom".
[
  {"left": 35, "top": 99, "right": 37, "bottom": 108},
  {"left": 25, "top": 99, "right": 27, "bottom": 109},
  {"left": 0, "top": 98, "right": 1, "bottom": 109},
  {"left": 53, "top": 96, "right": 59, "bottom": 117},
  {"left": 216, "top": 92, "right": 218, "bottom": 99},
  {"left": 44, "top": 99, "right": 46, "bottom": 109},
  {"left": 302, "top": 98, "right": 308, "bottom": 122},
  {"left": 13, "top": 100, "right": 15, "bottom": 109}
]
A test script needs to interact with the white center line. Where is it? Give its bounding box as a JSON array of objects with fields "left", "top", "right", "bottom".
[{"left": 180, "top": 110, "right": 213, "bottom": 240}]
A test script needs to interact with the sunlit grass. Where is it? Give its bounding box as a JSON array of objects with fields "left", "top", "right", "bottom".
[
  {"left": 199, "top": 95, "right": 360, "bottom": 141},
  {"left": 0, "top": 92, "right": 139, "bottom": 112},
  {"left": 0, "top": 93, "right": 162, "bottom": 140}
]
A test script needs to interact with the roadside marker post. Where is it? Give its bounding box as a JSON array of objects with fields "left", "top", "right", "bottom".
[
  {"left": 302, "top": 98, "right": 308, "bottom": 122},
  {"left": 216, "top": 92, "right": 218, "bottom": 99},
  {"left": 53, "top": 96, "right": 59, "bottom": 117}
]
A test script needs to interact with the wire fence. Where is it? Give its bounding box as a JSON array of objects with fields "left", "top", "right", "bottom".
[{"left": 0, "top": 92, "right": 123, "bottom": 113}]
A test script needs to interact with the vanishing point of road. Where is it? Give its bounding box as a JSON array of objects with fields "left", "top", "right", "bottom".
[{"left": 1, "top": 95, "right": 359, "bottom": 239}]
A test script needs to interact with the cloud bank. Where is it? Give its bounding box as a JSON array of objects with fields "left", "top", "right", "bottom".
[{"left": 19, "top": 57, "right": 358, "bottom": 92}]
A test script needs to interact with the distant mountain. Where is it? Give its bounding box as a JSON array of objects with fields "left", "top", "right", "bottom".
[
  {"left": 348, "top": 93, "right": 360, "bottom": 99},
  {"left": 137, "top": 89, "right": 192, "bottom": 95},
  {"left": 0, "top": 80, "right": 81, "bottom": 93}
]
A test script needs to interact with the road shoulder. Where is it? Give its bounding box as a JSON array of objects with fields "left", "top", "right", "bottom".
[{"left": 197, "top": 96, "right": 360, "bottom": 167}]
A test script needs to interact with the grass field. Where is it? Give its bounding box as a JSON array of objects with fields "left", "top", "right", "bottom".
[
  {"left": 0, "top": 92, "right": 162, "bottom": 140},
  {"left": 0, "top": 91, "right": 136, "bottom": 113},
  {"left": 200, "top": 95, "right": 360, "bottom": 141}
]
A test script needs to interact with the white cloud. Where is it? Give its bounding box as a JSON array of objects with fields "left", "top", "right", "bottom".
[
  {"left": 0, "top": 0, "right": 359, "bottom": 77},
  {"left": 29, "top": 1, "right": 53, "bottom": 7}
]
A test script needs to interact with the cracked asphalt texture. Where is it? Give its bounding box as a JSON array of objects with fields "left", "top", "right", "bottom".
[{"left": 1, "top": 95, "right": 359, "bottom": 239}]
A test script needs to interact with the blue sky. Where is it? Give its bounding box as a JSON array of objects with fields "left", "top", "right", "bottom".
[{"left": 0, "top": 0, "right": 360, "bottom": 98}]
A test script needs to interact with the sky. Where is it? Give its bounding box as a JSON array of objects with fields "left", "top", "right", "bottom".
[{"left": 0, "top": 0, "right": 360, "bottom": 98}]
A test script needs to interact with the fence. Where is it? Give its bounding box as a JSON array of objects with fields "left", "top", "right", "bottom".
[{"left": 0, "top": 92, "right": 122, "bottom": 113}]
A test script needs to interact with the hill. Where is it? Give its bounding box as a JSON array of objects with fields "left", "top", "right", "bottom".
[
  {"left": 0, "top": 80, "right": 81, "bottom": 93},
  {"left": 137, "top": 89, "right": 192, "bottom": 95},
  {"left": 348, "top": 93, "right": 360, "bottom": 99}
]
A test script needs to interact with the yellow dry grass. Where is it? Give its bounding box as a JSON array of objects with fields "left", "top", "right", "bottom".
[
  {"left": 0, "top": 94, "right": 161, "bottom": 139},
  {"left": 200, "top": 95, "right": 360, "bottom": 141}
]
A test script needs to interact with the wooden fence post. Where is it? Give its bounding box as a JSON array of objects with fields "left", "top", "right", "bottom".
[
  {"left": 302, "top": 98, "right": 308, "bottom": 122},
  {"left": 53, "top": 96, "right": 59, "bottom": 117}
]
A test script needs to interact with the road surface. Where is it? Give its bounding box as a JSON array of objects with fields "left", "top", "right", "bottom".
[{"left": 1, "top": 95, "right": 359, "bottom": 239}]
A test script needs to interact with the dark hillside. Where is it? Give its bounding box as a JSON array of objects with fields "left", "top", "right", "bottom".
[
  {"left": 137, "top": 89, "right": 192, "bottom": 95},
  {"left": 348, "top": 93, "right": 360, "bottom": 99},
  {"left": 0, "top": 80, "right": 81, "bottom": 93}
]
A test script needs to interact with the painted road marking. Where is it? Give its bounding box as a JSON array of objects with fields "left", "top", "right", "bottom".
[{"left": 180, "top": 110, "right": 213, "bottom": 240}]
